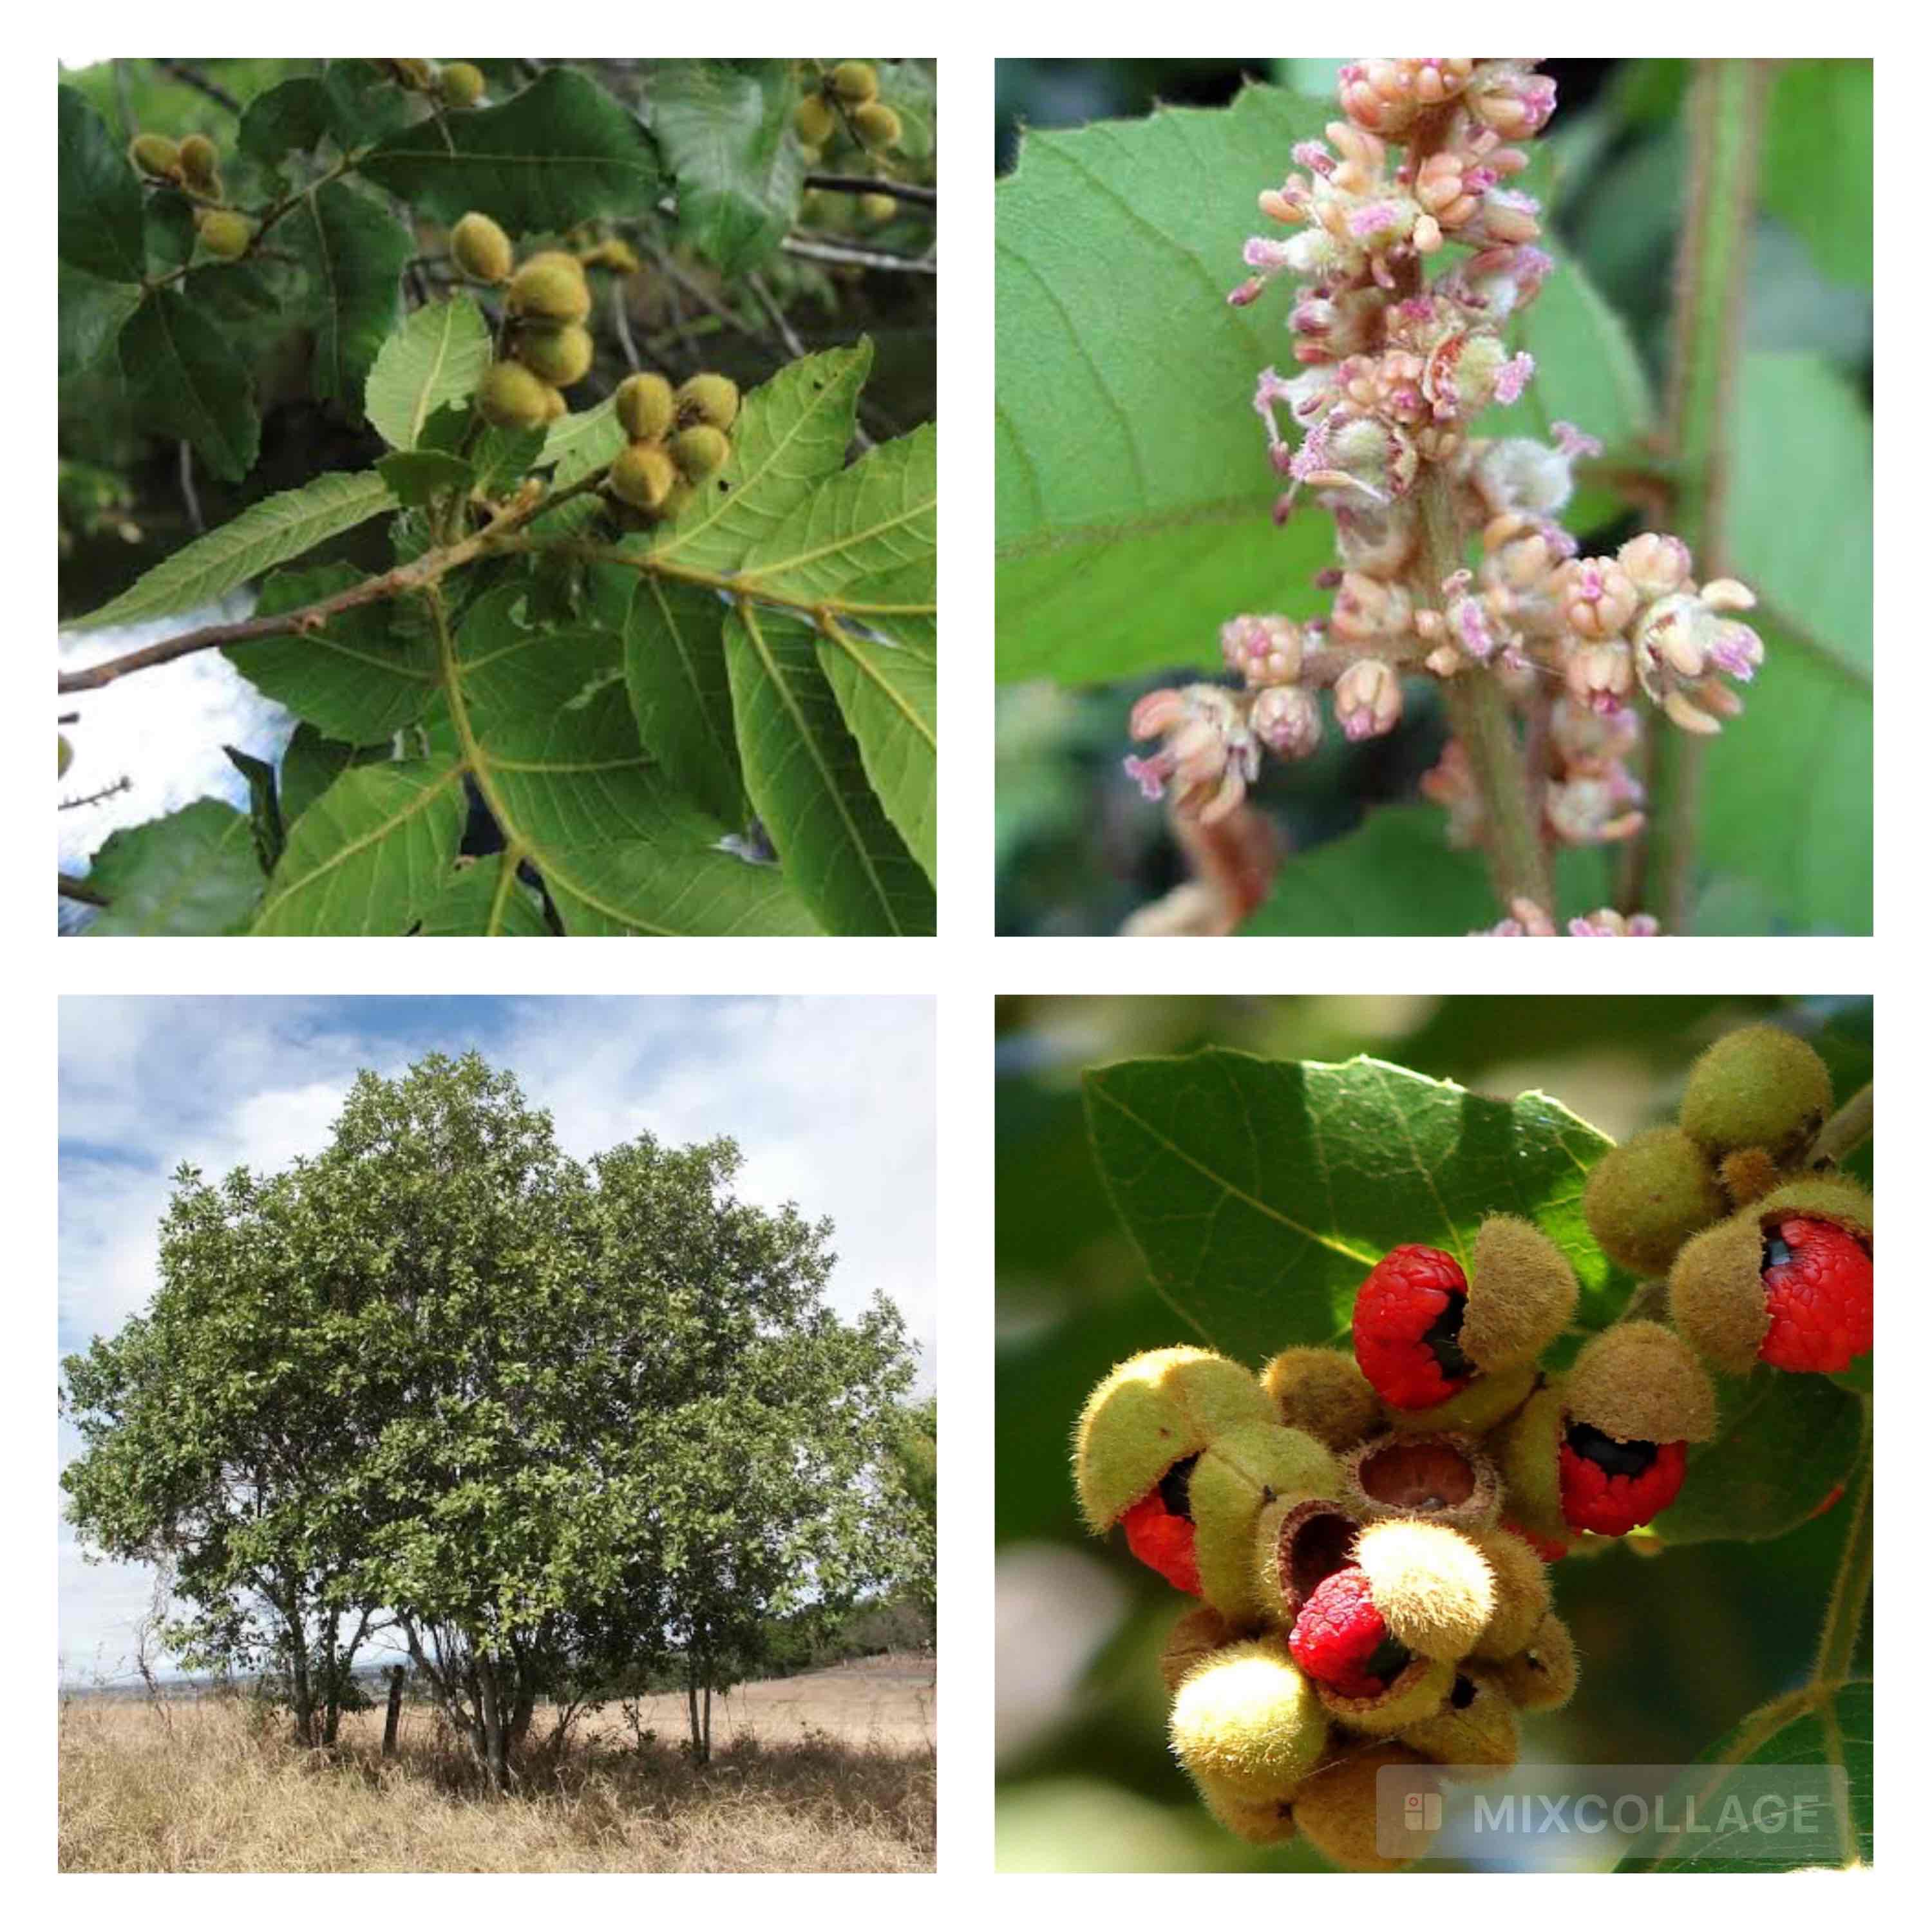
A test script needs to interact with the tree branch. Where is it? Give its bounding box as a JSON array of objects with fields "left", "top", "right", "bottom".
[
  {"left": 154, "top": 60, "right": 243, "bottom": 115},
  {"left": 802, "top": 173, "right": 936, "bottom": 207},
  {"left": 1806, "top": 1082, "right": 1873, "bottom": 1170},
  {"left": 781, "top": 234, "right": 936, "bottom": 274}
]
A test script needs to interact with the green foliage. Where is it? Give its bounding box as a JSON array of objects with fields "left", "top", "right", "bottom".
[{"left": 59, "top": 59, "right": 938, "bottom": 938}]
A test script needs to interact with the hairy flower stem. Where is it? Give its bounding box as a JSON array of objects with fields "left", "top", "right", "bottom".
[
  {"left": 1812, "top": 1417, "right": 1872, "bottom": 1690},
  {"left": 1634, "top": 59, "right": 1765, "bottom": 930}
]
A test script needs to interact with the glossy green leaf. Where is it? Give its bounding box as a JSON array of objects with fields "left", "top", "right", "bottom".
[
  {"left": 72, "top": 470, "right": 396, "bottom": 628},
  {"left": 650, "top": 61, "right": 802, "bottom": 274},
  {"left": 650, "top": 341, "right": 871, "bottom": 576},
  {"left": 415, "top": 853, "right": 551, "bottom": 935},
  {"left": 724, "top": 603, "right": 936, "bottom": 935},
  {"left": 377, "top": 449, "right": 476, "bottom": 506},
  {"left": 620, "top": 574, "right": 746, "bottom": 828},
  {"left": 279, "top": 725, "right": 390, "bottom": 826},
  {"left": 365, "top": 295, "right": 493, "bottom": 450},
  {"left": 225, "top": 563, "right": 438, "bottom": 741},
  {"left": 252, "top": 759, "right": 467, "bottom": 935},
  {"left": 117, "top": 290, "right": 260, "bottom": 484},
  {"left": 741, "top": 423, "right": 936, "bottom": 601},
  {"left": 285, "top": 181, "right": 413, "bottom": 412},
  {"left": 1083, "top": 1046, "right": 1625, "bottom": 1367},
  {"left": 59, "top": 267, "right": 141, "bottom": 380},
  {"left": 1761, "top": 61, "right": 1872, "bottom": 289},
  {"left": 1620, "top": 1680, "right": 1871, "bottom": 1870},
  {"left": 237, "top": 63, "right": 408, "bottom": 165},
  {"left": 80, "top": 800, "right": 265, "bottom": 936},
  {"left": 58, "top": 86, "right": 146, "bottom": 285},
  {"left": 360, "top": 68, "right": 663, "bottom": 233},
  {"left": 819, "top": 618, "right": 936, "bottom": 882},
  {"left": 996, "top": 86, "right": 1336, "bottom": 685}
]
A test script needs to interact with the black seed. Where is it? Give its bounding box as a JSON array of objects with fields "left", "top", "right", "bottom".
[
  {"left": 1451, "top": 1674, "right": 1477, "bottom": 1709},
  {"left": 1422, "top": 1293, "right": 1472, "bottom": 1380},
  {"left": 1363, "top": 1632, "right": 1413, "bottom": 1683},
  {"left": 1566, "top": 1420, "right": 1657, "bottom": 1478},
  {"left": 1158, "top": 1454, "right": 1199, "bottom": 1521}
]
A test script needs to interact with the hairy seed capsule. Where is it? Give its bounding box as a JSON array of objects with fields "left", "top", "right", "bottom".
[
  {"left": 677, "top": 372, "right": 741, "bottom": 431},
  {"left": 851, "top": 101, "right": 903, "bottom": 149},
  {"left": 860, "top": 191, "right": 899, "bottom": 223},
  {"left": 614, "top": 373, "right": 677, "bottom": 442},
  {"left": 390, "top": 59, "right": 434, "bottom": 90},
  {"left": 439, "top": 62, "right": 486, "bottom": 108},
  {"left": 609, "top": 442, "right": 680, "bottom": 512},
  {"left": 1468, "top": 1528, "right": 1551, "bottom": 1660},
  {"left": 475, "top": 359, "right": 553, "bottom": 430},
  {"left": 1351, "top": 1519, "right": 1495, "bottom": 1662},
  {"left": 195, "top": 209, "right": 254, "bottom": 260},
  {"left": 1484, "top": 1611, "right": 1578, "bottom": 1711},
  {"left": 1159, "top": 1604, "right": 1237, "bottom": 1696},
  {"left": 508, "top": 256, "right": 591, "bottom": 324},
  {"left": 515, "top": 322, "right": 594, "bottom": 387},
  {"left": 451, "top": 211, "right": 515, "bottom": 284},
  {"left": 1464, "top": 1216, "right": 1578, "bottom": 1370},
  {"left": 795, "top": 93, "right": 837, "bottom": 147},
  {"left": 1169, "top": 1640, "right": 1329, "bottom": 1802},
  {"left": 540, "top": 384, "right": 567, "bottom": 422},
  {"left": 1189, "top": 1425, "right": 1342, "bottom": 1623},
  {"left": 1261, "top": 1347, "right": 1381, "bottom": 1450},
  {"left": 1294, "top": 1743, "right": 1439, "bottom": 1870},
  {"left": 1584, "top": 1126, "right": 1729, "bottom": 1276},
  {"left": 176, "top": 133, "right": 220, "bottom": 191},
  {"left": 1401, "top": 1670, "right": 1520, "bottom": 1772},
  {"left": 672, "top": 424, "right": 732, "bottom": 480},
  {"left": 129, "top": 133, "right": 180, "bottom": 180},
  {"left": 828, "top": 61, "right": 879, "bottom": 104},
  {"left": 1680, "top": 1024, "right": 1833, "bottom": 1161},
  {"left": 1564, "top": 1320, "right": 1716, "bottom": 1447}
]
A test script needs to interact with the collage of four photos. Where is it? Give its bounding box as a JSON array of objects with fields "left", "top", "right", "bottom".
[{"left": 53, "top": 53, "right": 1875, "bottom": 1879}]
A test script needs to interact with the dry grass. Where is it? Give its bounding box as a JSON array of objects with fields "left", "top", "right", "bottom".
[{"left": 59, "top": 1658, "right": 936, "bottom": 1873}]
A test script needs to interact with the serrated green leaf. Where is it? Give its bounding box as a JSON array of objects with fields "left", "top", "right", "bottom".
[
  {"left": 365, "top": 295, "right": 494, "bottom": 450},
  {"left": 237, "top": 64, "right": 413, "bottom": 167},
  {"left": 650, "top": 341, "right": 871, "bottom": 575},
  {"left": 252, "top": 759, "right": 467, "bottom": 935},
  {"left": 377, "top": 449, "right": 476, "bottom": 506},
  {"left": 225, "top": 562, "right": 437, "bottom": 741},
  {"left": 59, "top": 86, "right": 146, "bottom": 285},
  {"left": 279, "top": 725, "right": 390, "bottom": 826},
  {"left": 80, "top": 800, "right": 266, "bottom": 936},
  {"left": 117, "top": 290, "right": 261, "bottom": 484},
  {"left": 819, "top": 618, "right": 936, "bottom": 882},
  {"left": 1083, "top": 1047, "right": 1625, "bottom": 1366},
  {"left": 650, "top": 61, "right": 802, "bottom": 274},
  {"left": 724, "top": 603, "right": 934, "bottom": 934},
  {"left": 621, "top": 574, "right": 745, "bottom": 828},
  {"left": 73, "top": 470, "right": 396, "bottom": 628},
  {"left": 1620, "top": 1680, "right": 1871, "bottom": 1870},
  {"left": 741, "top": 423, "right": 935, "bottom": 601},
  {"left": 996, "top": 86, "right": 1338, "bottom": 683},
  {"left": 360, "top": 68, "right": 663, "bottom": 232},
  {"left": 59, "top": 267, "right": 141, "bottom": 380},
  {"left": 285, "top": 181, "right": 413, "bottom": 412},
  {"left": 414, "top": 853, "right": 551, "bottom": 936}
]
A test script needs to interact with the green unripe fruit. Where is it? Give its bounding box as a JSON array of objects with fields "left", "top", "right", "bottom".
[
  {"left": 1260, "top": 1347, "right": 1380, "bottom": 1450},
  {"left": 1384, "top": 1360, "right": 1537, "bottom": 1437},
  {"left": 1468, "top": 1528, "right": 1551, "bottom": 1661},
  {"left": 860, "top": 191, "right": 898, "bottom": 223},
  {"left": 540, "top": 384, "right": 568, "bottom": 422},
  {"left": 439, "top": 62, "right": 486, "bottom": 108},
  {"left": 1190, "top": 1424, "right": 1341, "bottom": 1622},
  {"left": 660, "top": 479, "right": 696, "bottom": 520},
  {"left": 851, "top": 101, "right": 902, "bottom": 149},
  {"left": 59, "top": 734, "right": 72, "bottom": 779},
  {"left": 451, "top": 211, "right": 514, "bottom": 284},
  {"left": 515, "top": 322, "right": 594, "bottom": 387},
  {"left": 1491, "top": 1383, "right": 1567, "bottom": 1543},
  {"left": 1294, "top": 1743, "right": 1437, "bottom": 1871},
  {"left": 1464, "top": 1215, "right": 1578, "bottom": 1370},
  {"left": 1195, "top": 1770, "right": 1300, "bottom": 1846},
  {"left": 672, "top": 424, "right": 731, "bottom": 480},
  {"left": 1353, "top": 1518, "right": 1495, "bottom": 1662},
  {"left": 1583, "top": 1126, "right": 1728, "bottom": 1276},
  {"left": 1159, "top": 1604, "right": 1236, "bottom": 1696},
  {"left": 1401, "top": 1671, "right": 1520, "bottom": 1774},
  {"left": 129, "top": 133, "right": 180, "bottom": 180},
  {"left": 1316, "top": 1654, "right": 1455, "bottom": 1736},
  {"left": 1718, "top": 1144, "right": 1781, "bottom": 1208},
  {"left": 827, "top": 60, "right": 878, "bottom": 104},
  {"left": 1680, "top": 1023, "right": 1833, "bottom": 1161},
  {"left": 614, "top": 373, "right": 676, "bottom": 442},
  {"left": 609, "top": 442, "right": 680, "bottom": 513},
  {"left": 475, "top": 359, "right": 553, "bottom": 430},
  {"left": 176, "top": 134, "right": 220, "bottom": 191},
  {"left": 508, "top": 256, "right": 591, "bottom": 324},
  {"left": 677, "top": 372, "right": 741, "bottom": 431},
  {"left": 1072, "top": 1347, "right": 1272, "bottom": 1535},
  {"left": 196, "top": 209, "right": 254, "bottom": 260},
  {"left": 795, "top": 93, "right": 837, "bottom": 146},
  {"left": 1484, "top": 1611, "right": 1577, "bottom": 1712},
  {"left": 1342, "top": 1432, "right": 1501, "bottom": 1534},
  {"left": 1564, "top": 1319, "right": 1716, "bottom": 1446},
  {"left": 1168, "top": 1640, "right": 1328, "bottom": 1803},
  {"left": 391, "top": 59, "right": 434, "bottom": 90}
]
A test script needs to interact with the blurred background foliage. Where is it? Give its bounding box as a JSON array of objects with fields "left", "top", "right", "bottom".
[
  {"left": 992, "top": 60, "right": 1871, "bottom": 936},
  {"left": 994, "top": 994, "right": 1872, "bottom": 1871}
]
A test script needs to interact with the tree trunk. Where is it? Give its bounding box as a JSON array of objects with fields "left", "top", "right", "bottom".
[
  {"left": 477, "top": 1652, "right": 508, "bottom": 1794},
  {"left": 321, "top": 1609, "right": 343, "bottom": 1744},
  {"left": 285, "top": 1599, "right": 316, "bottom": 1747},
  {"left": 685, "top": 1661, "right": 705, "bottom": 1763},
  {"left": 509, "top": 1676, "right": 537, "bottom": 1755},
  {"left": 383, "top": 1665, "right": 406, "bottom": 1757},
  {"left": 703, "top": 1681, "right": 713, "bottom": 1761}
]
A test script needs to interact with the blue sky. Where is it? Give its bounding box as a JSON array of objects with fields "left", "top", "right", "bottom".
[{"left": 57, "top": 994, "right": 936, "bottom": 1682}]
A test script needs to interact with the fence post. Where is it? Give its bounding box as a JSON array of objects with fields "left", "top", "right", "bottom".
[{"left": 382, "top": 1664, "right": 406, "bottom": 1757}]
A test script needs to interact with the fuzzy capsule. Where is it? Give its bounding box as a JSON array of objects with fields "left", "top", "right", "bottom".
[
  {"left": 1564, "top": 1320, "right": 1717, "bottom": 1447},
  {"left": 1315, "top": 1654, "right": 1455, "bottom": 1736},
  {"left": 677, "top": 372, "right": 742, "bottom": 431},
  {"left": 129, "top": 133, "right": 180, "bottom": 180},
  {"left": 1159, "top": 1604, "right": 1238, "bottom": 1696},
  {"left": 1582, "top": 1126, "right": 1728, "bottom": 1276},
  {"left": 1168, "top": 1638, "right": 1329, "bottom": 1802},
  {"left": 476, "top": 359, "right": 554, "bottom": 431},
  {"left": 795, "top": 93, "right": 837, "bottom": 147},
  {"left": 1191, "top": 1425, "right": 1344, "bottom": 1622},
  {"left": 828, "top": 60, "right": 879, "bottom": 104},
  {"left": 1071, "top": 1347, "right": 1273, "bottom": 1537},
  {"left": 852, "top": 100, "right": 903, "bottom": 149},
  {"left": 1679, "top": 1025, "right": 1833, "bottom": 1161},
  {"left": 1342, "top": 1432, "right": 1501, "bottom": 1533},
  {"left": 1196, "top": 1771, "right": 1300, "bottom": 1845},
  {"left": 609, "top": 442, "right": 679, "bottom": 513},
  {"left": 195, "top": 209, "right": 253, "bottom": 260},
  {"left": 1261, "top": 1347, "right": 1381, "bottom": 1450},
  {"left": 1383, "top": 1359, "right": 1537, "bottom": 1437},
  {"left": 508, "top": 255, "right": 591, "bottom": 324},
  {"left": 1462, "top": 1217, "right": 1579, "bottom": 1370},
  {"left": 614, "top": 372, "right": 677, "bottom": 443},
  {"left": 1352, "top": 1519, "right": 1495, "bottom": 1662},
  {"left": 672, "top": 424, "right": 732, "bottom": 480},
  {"left": 439, "top": 61, "right": 486, "bottom": 108},
  {"left": 515, "top": 322, "right": 594, "bottom": 387},
  {"left": 451, "top": 211, "right": 515, "bottom": 285},
  {"left": 1491, "top": 1382, "right": 1567, "bottom": 1543},
  {"left": 1484, "top": 1611, "right": 1578, "bottom": 1711},
  {"left": 1401, "top": 1670, "right": 1520, "bottom": 1773},
  {"left": 1468, "top": 1527, "right": 1551, "bottom": 1660},
  {"left": 1293, "top": 1743, "right": 1439, "bottom": 1871},
  {"left": 1255, "top": 1497, "right": 1359, "bottom": 1625},
  {"left": 176, "top": 133, "right": 220, "bottom": 191}
]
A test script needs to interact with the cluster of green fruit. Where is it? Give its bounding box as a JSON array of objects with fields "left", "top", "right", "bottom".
[
  {"left": 386, "top": 59, "right": 487, "bottom": 109},
  {"left": 605, "top": 371, "right": 740, "bottom": 522},
  {"left": 451, "top": 218, "right": 605, "bottom": 428},
  {"left": 128, "top": 129, "right": 252, "bottom": 260},
  {"left": 795, "top": 61, "right": 905, "bottom": 222}
]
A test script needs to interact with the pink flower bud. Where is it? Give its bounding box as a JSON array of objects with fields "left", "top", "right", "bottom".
[
  {"left": 1220, "top": 613, "right": 1305, "bottom": 688},
  {"left": 1251, "top": 683, "right": 1323, "bottom": 759},
  {"left": 1332, "top": 658, "right": 1403, "bottom": 741},
  {"left": 1616, "top": 533, "right": 1693, "bottom": 601},
  {"left": 1556, "top": 558, "right": 1640, "bottom": 638}
]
